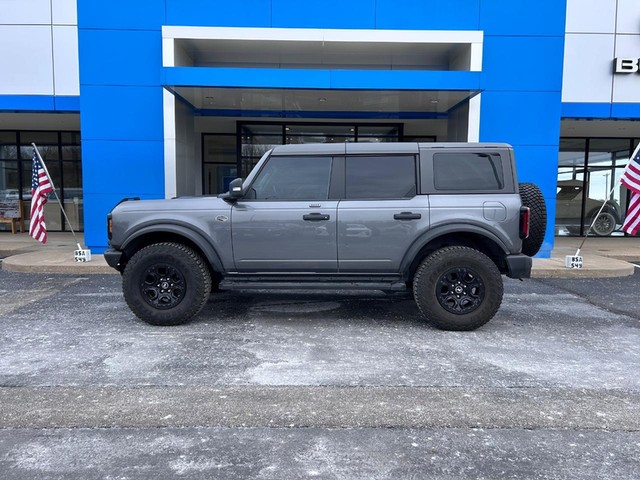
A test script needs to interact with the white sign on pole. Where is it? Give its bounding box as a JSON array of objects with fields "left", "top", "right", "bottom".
[{"left": 565, "top": 255, "right": 583, "bottom": 269}]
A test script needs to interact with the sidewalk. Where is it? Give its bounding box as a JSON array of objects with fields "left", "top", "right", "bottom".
[
  {"left": 0, "top": 231, "right": 638, "bottom": 278},
  {"left": 0, "top": 232, "right": 115, "bottom": 274}
]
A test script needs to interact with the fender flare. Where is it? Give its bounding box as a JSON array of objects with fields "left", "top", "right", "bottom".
[
  {"left": 399, "top": 223, "right": 510, "bottom": 276},
  {"left": 120, "top": 223, "right": 225, "bottom": 272}
]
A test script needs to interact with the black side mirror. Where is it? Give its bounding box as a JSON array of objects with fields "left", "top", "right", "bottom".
[{"left": 221, "top": 178, "right": 244, "bottom": 202}]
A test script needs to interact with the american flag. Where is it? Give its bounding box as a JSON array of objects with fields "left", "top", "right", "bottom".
[
  {"left": 621, "top": 144, "right": 640, "bottom": 236},
  {"left": 29, "top": 148, "right": 54, "bottom": 244}
]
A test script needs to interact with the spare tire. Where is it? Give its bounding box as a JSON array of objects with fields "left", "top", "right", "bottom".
[{"left": 519, "top": 183, "right": 547, "bottom": 257}]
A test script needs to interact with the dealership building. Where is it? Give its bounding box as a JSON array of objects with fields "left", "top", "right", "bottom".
[{"left": 1, "top": 0, "right": 639, "bottom": 255}]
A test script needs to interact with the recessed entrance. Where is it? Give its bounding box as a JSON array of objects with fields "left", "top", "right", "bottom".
[{"left": 201, "top": 121, "right": 438, "bottom": 195}]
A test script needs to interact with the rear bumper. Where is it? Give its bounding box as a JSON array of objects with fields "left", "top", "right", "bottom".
[
  {"left": 505, "top": 254, "right": 532, "bottom": 279},
  {"left": 104, "top": 248, "right": 124, "bottom": 271}
]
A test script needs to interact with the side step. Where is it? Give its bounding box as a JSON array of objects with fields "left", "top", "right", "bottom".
[{"left": 219, "top": 274, "right": 408, "bottom": 291}]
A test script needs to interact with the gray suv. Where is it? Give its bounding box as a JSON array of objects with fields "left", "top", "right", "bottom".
[{"left": 105, "top": 142, "right": 546, "bottom": 331}]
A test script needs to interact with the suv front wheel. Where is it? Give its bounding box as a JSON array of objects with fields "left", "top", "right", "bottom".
[
  {"left": 412, "top": 246, "right": 503, "bottom": 331},
  {"left": 122, "top": 242, "right": 212, "bottom": 326}
]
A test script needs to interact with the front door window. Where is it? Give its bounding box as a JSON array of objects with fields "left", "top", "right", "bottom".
[{"left": 231, "top": 155, "right": 338, "bottom": 272}]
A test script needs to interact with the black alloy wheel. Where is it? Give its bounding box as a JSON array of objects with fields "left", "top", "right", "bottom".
[
  {"left": 140, "top": 263, "right": 186, "bottom": 309},
  {"left": 436, "top": 267, "right": 485, "bottom": 315}
]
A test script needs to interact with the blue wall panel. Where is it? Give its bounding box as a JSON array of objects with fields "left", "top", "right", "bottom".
[
  {"left": 166, "top": 0, "right": 271, "bottom": 27},
  {"left": 82, "top": 140, "right": 165, "bottom": 251},
  {"left": 0, "top": 95, "right": 55, "bottom": 111},
  {"left": 77, "top": 0, "right": 165, "bottom": 30},
  {"left": 480, "top": 91, "right": 562, "bottom": 146},
  {"left": 82, "top": 140, "right": 165, "bottom": 196},
  {"left": 561, "top": 103, "right": 612, "bottom": 118},
  {"left": 481, "top": 90, "right": 562, "bottom": 258},
  {"left": 481, "top": 36, "right": 564, "bottom": 92},
  {"left": 375, "top": 0, "right": 480, "bottom": 30},
  {"left": 479, "top": 0, "right": 566, "bottom": 36},
  {"left": 80, "top": 86, "right": 164, "bottom": 142},
  {"left": 79, "top": 30, "right": 162, "bottom": 87},
  {"left": 164, "top": 67, "right": 480, "bottom": 91},
  {"left": 0, "top": 95, "right": 80, "bottom": 113},
  {"left": 272, "top": 0, "right": 375, "bottom": 29},
  {"left": 54, "top": 96, "right": 81, "bottom": 111},
  {"left": 610, "top": 103, "right": 640, "bottom": 119}
]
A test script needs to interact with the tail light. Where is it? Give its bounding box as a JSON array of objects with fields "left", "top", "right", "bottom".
[
  {"left": 519, "top": 206, "right": 530, "bottom": 239},
  {"left": 107, "top": 213, "right": 113, "bottom": 240}
]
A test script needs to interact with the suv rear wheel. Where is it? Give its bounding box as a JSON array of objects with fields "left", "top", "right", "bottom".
[
  {"left": 122, "top": 242, "right": 212, "bottom": 326},
  {"left": 412, "top": 246, "right": 503, "bottom": 331}
]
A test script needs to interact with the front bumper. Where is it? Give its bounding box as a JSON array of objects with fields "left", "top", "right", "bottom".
[
  {"left": 103, "top": 248, "right": 124, "bottom": 271},
  {"left": 505, "top": 254, "right": 532, "bottom": 279}
]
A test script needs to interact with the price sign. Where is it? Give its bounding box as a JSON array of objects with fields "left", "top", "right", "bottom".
[
  {"left": 74, "top": 249, "right": 92, "bottom": 262},
  {"left": 565, "top": 255, "right": 583, "bottom": 269}
]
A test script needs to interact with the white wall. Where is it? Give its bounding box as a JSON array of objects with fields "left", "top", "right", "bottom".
[
  {"left": 0, "top": 0, "right": 79, "bottom": 96},
  {"left": 563, "top": 0, "right": 640, "bottom": 104}
]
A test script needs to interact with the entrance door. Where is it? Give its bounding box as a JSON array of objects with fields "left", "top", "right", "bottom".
[{"left": 232, "top": 155, "right": 338, "bottom": 272}]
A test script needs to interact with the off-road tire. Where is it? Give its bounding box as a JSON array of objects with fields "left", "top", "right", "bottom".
[
  {"left": 519, "top": 182, "right": 547, "bottom": 256},
  {"left": 413, "top": 246, "right": 503, "bottom": 331},
  {"left": 123, "top": 242, "right": 212, "bottom": 326}
]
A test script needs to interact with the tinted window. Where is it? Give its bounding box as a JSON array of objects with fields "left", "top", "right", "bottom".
[
  {"left": 434, "top": 152, "right": 504, "bottom": 190},
  {"left": 346, "top": 155, "right": 416, "bottom": 199},
  {"left": 250, "top": 156, "right": 332, "bottom": 200}
]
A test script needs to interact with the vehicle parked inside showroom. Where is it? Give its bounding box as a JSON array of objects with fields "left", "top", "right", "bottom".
[{"left": 555, "top": 179, "right": 622, "bottom": 236}]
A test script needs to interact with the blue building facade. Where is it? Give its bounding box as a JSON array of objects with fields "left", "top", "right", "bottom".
[
  {"left": 9, "top": 0, "right": 640, "bottom": 262},
  {"left": 73, "top": 0, "right": 567, "bottom": 255}
]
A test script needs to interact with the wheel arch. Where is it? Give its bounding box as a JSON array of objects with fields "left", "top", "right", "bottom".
[
  {"left": 119, "top": 225, "right": 224, "bottom": 276},
  {"left": 401, "top": 226, "right": 510, "bottom": 282}
]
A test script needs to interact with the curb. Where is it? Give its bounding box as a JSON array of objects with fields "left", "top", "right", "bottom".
[
  {"left": 531, "top": 256, "right": 636, "bottom": 279},
  {"left": 1, "top": 250, "right": 117, "bottom": 275}
]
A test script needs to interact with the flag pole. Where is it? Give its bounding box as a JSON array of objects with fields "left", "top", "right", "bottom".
[{"left": 32, "top": 143, "right": 83, "bottom": 251}]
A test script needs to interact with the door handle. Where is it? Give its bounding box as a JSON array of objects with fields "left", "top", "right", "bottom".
[
  {"left": 394, "top": 212, "right": 421, "bottom": 220},
  {"left": 303, "top": 213, "right": 330, "bottom": 221}
]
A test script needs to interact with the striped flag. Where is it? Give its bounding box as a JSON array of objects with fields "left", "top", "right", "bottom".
[
  {"left": 29, "top": 148, "right": 53, "bottom": 244},
  {"left": 621, "top": 144, "right": 640, "bottom": 236}
]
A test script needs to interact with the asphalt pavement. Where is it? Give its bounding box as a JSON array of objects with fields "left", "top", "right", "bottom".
[{"left": 0, "top": 269, "right": 639, "bottom": 478}]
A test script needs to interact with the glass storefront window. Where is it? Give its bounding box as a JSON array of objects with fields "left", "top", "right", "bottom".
[
  {"left": 586, "top": 139, "right": 630, "bottom": 236},
  {"left": 557, "top": 137, "right": 634, "bottom": 237},
  {"left": 0, "top": 160, "right": 19, "bottom": 199},
  {"left": 556, "top": 139, "right": 586, "bottom": 236},
  {"left": 204, "top": 164, "right": 237, "bottom": 195},
  {"left": 203, "top": 134, "right": 236, "bottom": 195},
  {"left": 0, "top": 132, "right": 18, "bottom": 159},
  {"left": 0, "top": 130, "right": 81, "bottom": 232}
]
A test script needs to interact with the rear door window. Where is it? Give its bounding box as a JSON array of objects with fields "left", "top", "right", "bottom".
[
  {"left": 346, "top": 155, "right": 416, "bottom": 199},
  {"left": 433, "top": 152, "right": 504, "bottom": 191}
]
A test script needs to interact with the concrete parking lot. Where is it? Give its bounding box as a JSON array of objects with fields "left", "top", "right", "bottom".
[{"left": 0, "top": 269, "right": 639, "bottom": 478}]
